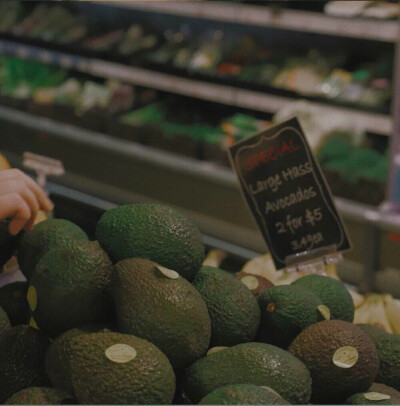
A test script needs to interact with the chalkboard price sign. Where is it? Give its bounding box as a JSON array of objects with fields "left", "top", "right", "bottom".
[{"left": 228, "top": 117, "right": 350, "bottom": 270}]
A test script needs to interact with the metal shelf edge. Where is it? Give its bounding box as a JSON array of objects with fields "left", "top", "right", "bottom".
[
  {"left": 89, "top": 60, "right": 394, "bottom": 136},
  {"left": 0, "top": 39, "right": 392, "bottom": 136},
  {"left": 95, "top": 1, "right": 399, "bottom": 42}
]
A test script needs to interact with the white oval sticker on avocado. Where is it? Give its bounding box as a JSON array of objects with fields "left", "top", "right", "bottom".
[
  {"left": 27, "top": 286, "right": 37, "bottom": 312},
  {"left": 241, "top": 275, "right": 259, "bottom": 290},
  {"left": 207, "top": 347, "right": 228, "bottom": 356},
  {"left": 332, "top": 346, "right": 358, "bottom": 368},
  {"left": 364, "top": 392, "right": 391, "bottom": 401},
  {"left": 317, "top": 305, "right": 331, "bottom": 320},
  {"left": 105, "top": 344, "right": 137, "bottom": 364},
  {"left": 157, "top": 265, "right": 179, "bottom": 279}
]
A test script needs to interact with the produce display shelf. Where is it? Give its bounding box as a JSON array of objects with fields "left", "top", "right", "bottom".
[
  {"left": 0, "top": 105, "right": 237, "bottom": 188},
  {"left": 0, "top": 39, "right": 90, "bottom": 71},
  {"left": 0, "top": 104, "right": 393, "bottom": 232},
  {"left": 0, "top": 39, "right": 393, "bottom": 136},
  {"left": 97, "top": 1, "right": 400, "bottom": 43}
]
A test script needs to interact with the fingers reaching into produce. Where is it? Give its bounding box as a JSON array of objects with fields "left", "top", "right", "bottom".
[{"left": 0, "top": 169, "right": 53, "bottom": 235}]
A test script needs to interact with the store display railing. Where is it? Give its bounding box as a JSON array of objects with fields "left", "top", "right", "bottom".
[
  {"left": 99, "top": 1, "right": 399, "bottom": 43},
  {"left": 0, "top": 39, "right": 392, "bottom": 136}
]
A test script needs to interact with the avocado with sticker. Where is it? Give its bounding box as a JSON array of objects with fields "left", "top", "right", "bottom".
[
  {"left": 67, "top": 331, "right": 175, "bottom": 404},
  {"left": 288, "top": 320, "right": 379, "bottom": 403},
  {"left": 183, "top": 342, "right": 311, "bottom": 404},
  {"left": 258, "top": 284, "right": 326, "bottom": 348},
  {"left": 347, "top": 383, "right": 400, "bottom": 405},
  {"left": 359, "top": 326, "right": 400, "bottom": 392},
  {"left": 292, "top": 274, "right": 354, "bottom": 322},
  {"left": 192, "top": 266, "right": 260, "bottom": 347},
  {"left": 112, "top": 258, "right": 211, "bottom": 370},
  {"left": 96, "top": 204, "right": 205, "bottom": 281}
]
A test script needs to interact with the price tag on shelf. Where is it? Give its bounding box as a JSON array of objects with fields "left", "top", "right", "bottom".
[
  {"left": 23, "top": 152, "right": 65, "bottom": 189},
  {"left": 228, "top": 117, "right": 350, "bottom": 271}
]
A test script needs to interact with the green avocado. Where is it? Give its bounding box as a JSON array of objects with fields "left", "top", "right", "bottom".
[
  {"left": 374, "top": 335, "right": 400, "bottom": 391},
  {"left": 183, "top": 342, "right": 312, "bottom": 404},
  {"left": 68, "top": 331, "right": 176, "bottom": 404},
  {"left": 96, "top": 204, "right": 204, "bottom": 281},
  {"left": 292, "top": 274, "right": 354, "bottom": 322},
  {"left": 347, "top": 383, "right": 400, "bottom": 405},
  {"left": 258, "top": 285, "right": 326, "bottom": 348},
  {"left": 29, "top": 241, "right": 113, "bottom": 337},
  {"left": 112, "top": 258, "right": 211, "bottom": 370},
  {"left": 5, "top": 387, "right": 76, "bottom": 405},
  {"left": 199, "top": 384, "right": 290, "bottom": 405},
  {"left": 0, "top": 325, "right": 50, "bottom": 403},
  {"left": 357, "top": 324, "right": 389, "bottom": 341},
  {"left": 347, "top": 392, "right": 399, "bottom": 405},
  {"left": 0, "top": 220, "right": 19, "bottom": 268},
  {"left": 17, "top": 219, "right": 88, "bottom": 280},
  {"left": 46, "top": 323, "right": 113, "bottom": 395},
  {"left": 46, "top": 328, "right": 89, "bottom": 395},
  {"left": 192, "top": 266, "right": 260, "bottom": 346},
  {"left": 0, "top": 282, "right": 29, "bottom": 326},
  {"left": 0, "top": 305, "right": 11, "bottom": 334},
  {"left": 288, "top": 320, "right": 379, "bottom": 403},
  {"left": 357, "top": 325, "right": 400, "bottom": 391}
]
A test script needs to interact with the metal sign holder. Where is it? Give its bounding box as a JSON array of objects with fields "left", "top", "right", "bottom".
[
  {"left": 285, "top": 244, "right": 342, "bottom": 274},
  {"left": 23, "top": 152, "right": 65, "bottom": 189}
]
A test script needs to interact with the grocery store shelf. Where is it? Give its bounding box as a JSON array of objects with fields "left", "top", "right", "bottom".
[
  {"left": 99, "top": 1, "right": 241, "bottom": 23},
  {"left": 0, "top": 39, "right": 392, "bottom": 136},
  {"left": 0, "top": 105, "right": 234, "bottom": 187},
  {"left": 89, "top": 59, "right": 236, "bottom": 106},
  {"left": 0, "top": 104, "right": 394, "bottom": 231},
  {"left": 98, "top": 1, "right": 400, "bottom": 43},
  {"left": 48, "top": 182, "right": 118, "bottom": 212},
  {"left": 378, "top": 211, "right": 400, "bottom": 234},
  {"left": 93, "top": 59, "right": 393, "bottom": 135},
  {"left": 334, "top": 198, "right": 381, "bottom": 224},
  {"left": 0, "top": 39, "right": 90, "bottom": 71},
  {"left": 233, "top": 88, "right": 392, "bottom": 136}
]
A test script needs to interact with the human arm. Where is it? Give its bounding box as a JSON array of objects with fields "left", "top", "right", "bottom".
[{"left": 0, "top": 169, "right": 54, "bottom": 235}]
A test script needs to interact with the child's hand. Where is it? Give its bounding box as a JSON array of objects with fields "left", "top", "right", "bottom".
[{"left": 0, "top": 169, "right": 54, "bottom": 235}]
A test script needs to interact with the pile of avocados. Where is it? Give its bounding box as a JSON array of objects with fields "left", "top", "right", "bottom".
[{"left": 0, "top": 203, "right": 399, "bottom": 405}]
